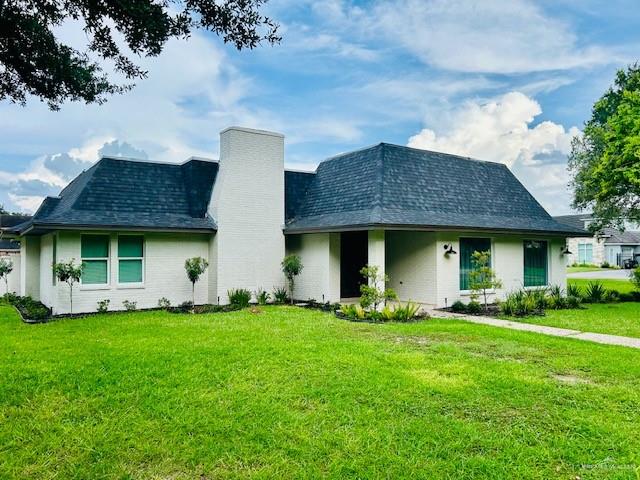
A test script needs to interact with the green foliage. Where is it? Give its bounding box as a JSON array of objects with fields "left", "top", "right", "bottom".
[
  {"left": 584, "top": 281, "right": 607, "bottom": 303},
  {"left": 569, "top": 64, "right": 640, "bottom": 231},
  {"left": 0, "top": 1, "right": 280, "bottom": 110},
  {"left": 53, "top": 259, "right": 84, "bottom": 314},
  {"left": 358, "top": 265, "right": 397, "bottom": 311},
  {"left": 255, "top": 289, "right": 270, "bottom": 305},
  {"left": 228, "top": 289, "right": 251, "bottom": 308},
  {"left": 281, "top": 255, "right": 303, "bottom": 304},
  {"left": 466, "top": 301, "right": 482, "bottom": 314},
  {"left": 0, "top": 257, "right": 14, "bottom": 295},
  {"left": 566, "top": 296, "right": 582, "bottom": 309},
  {"left": 158, "top": 297, "right": 171, "bottom": 309},
  {"left": 468, "top": 250, "right": 502, "bottom": 311},
  {"left": 96, "top": 299, "right": 110, "bottom": 314},
  {"left": 451, "top": 300, "right": 467, "bottom": 313},
  {"left": 272, "top": 287, "right": 289, "bottom": 305},
  {"left": 567, "top": 283, "right": 583, "bottom": 299},
  {"left": 601, "top": 261, "right": 611, "bottom": 268},
  {"left": 122, "top": 300, "right": 137, "bottom": 311},
  {"left": 546, "top": 285, "right": 567, "bottom": 310},
  {"left": 5, "top": 295, "right": 51, "bottom": 321},
  {"left": 184, "top": 257, "right": 208, "bottom": 307},
  {"left": 630, "top": 266, "right": 640, "bottom": 291},
  {"left": 392, "top": 302, "right": 421, "bottom": 322}
]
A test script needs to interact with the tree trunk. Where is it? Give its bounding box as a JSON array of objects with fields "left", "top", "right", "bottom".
[
  {"left": 289, "top": 279, "right": 294, "bottom": 305},
  {"left": 69, "top": 282, "right": 73, "bottom": 314},
  {"left": 192, "top": 283, "right": 195, "bottom": 312}
]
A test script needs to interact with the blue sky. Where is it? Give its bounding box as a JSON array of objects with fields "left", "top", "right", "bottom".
[{"left": 1, "top": 0, "right": 639, "bottom": 214}]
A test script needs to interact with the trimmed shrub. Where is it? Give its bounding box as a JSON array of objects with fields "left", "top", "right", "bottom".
[
  {"left": 272, "top": 287, "right": 289, "bottom": 305},
  {"left": 158, "top": 297, "right": 171, "bottom": 309},
  {"left": 228, "top": 288, "right": 251, "bottom": 308},
  {"left": 584, "top": 281, "right": 606, "bottom": 303},
  {"left": 451, "top": 300, "right": 467, "bottom": 313},
  {"left": 255, "top": 289, "right": 270, "bottom": 305},
  {"left": 466, "top": 301, "right": 482, "bottom": 314},
  {"left": 567, "top": 283, "right": 582, "bottom": 299},
  {"left": 97, "top": 299, "right": 110, "bottom": 313},
  {"left": 9, "top": 295, "right": 51, "bottom": 321},
  {"left": 122, "top": 300, "right": 137, "bottom": 311}
]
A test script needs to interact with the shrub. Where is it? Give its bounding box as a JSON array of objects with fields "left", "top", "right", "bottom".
[
  {"left": 0, "top": 257, "right": 14, "bottom": 296},
  {"left": 272, "top": 286, "right": 289, "bottom": 304},
  {"left": 53, "top": 259, "right": 83, "bottom": 314},
  {"left": 601, "top": 261, "right": 611, "bottom": 268},
  {"left": 10, "top": 295, "right": 51, "bottom": 321},
  {"left": 122, "top": 300, "right": 137, "bottom": 311},
  {"left": 255, "top": 289, "right": 270, "bottom": 305},
  {"left": 96, "top": 299, "right": 110, "bottom": 313},
  {"left": 281, "top": 254, "right": 303, "bottom": 304},
  {"left": 584, "top": 281, "right": 606, "bottom": 303},
  {"left": 500, "top": 290, "right": 542, "bottom": 317},
  {"left": 567, "top": 283, "right": 582, "bottom": 299},
  {"left": 630, "top": 266, "right": 640, "bottom": 292},
  {"left": 603, "top": 289, "right": 620, "bottom": 303},
  {"left": 566, "top": 295, "right": 582, "bottom": 309},
  {"left": 393, "top": 302, "right": 421, "bottom": 322},
  {"left": 451, "top": 300, "right": 467, "bottom": 313},
  {"left": 158, "top": 297, "right": 171, "bottom": 309},
  {"left": 468, "top": 250, "right": 502, "bottom": 311},
  {"left": 380, "top": 305, "right": 395, "bottom": 321},
  {"left": 339, "top": 304, "right": 365, "bottom": 319},
  {"left": 178, "top": 301, "right": 193, "bottom": 313},
  {"left": 2, "top": 292, "right": 19, "bottom": 305},
  {"left": 466, "top": 301, "right": 482, "bottom": 314},
  {"left": 358, "top": 265, "right": 397, "bottom": 311},
  {"left": 546, "top": 285, "right": 567, "bottom": 310},
  {"left": 228, "top": 288, "right": 251, "bottom": 308}
]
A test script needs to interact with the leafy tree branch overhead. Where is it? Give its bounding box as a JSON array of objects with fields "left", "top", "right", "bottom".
[{"left": 0, "top": 0, "right": 280, "bottom": 110}]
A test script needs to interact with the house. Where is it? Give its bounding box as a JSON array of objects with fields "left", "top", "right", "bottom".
[
  {"left": 554, "top": 214, "right": 640, "bottom": 268},
  {"left": 11, "top": 126, "right": 587, "bottom": 314},
  {"left": 0, "top": 214, "right": 31, "bottom": 295}
]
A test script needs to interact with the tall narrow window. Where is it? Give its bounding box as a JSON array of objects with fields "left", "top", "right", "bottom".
[
  {"left": 459, "top": 237, "right": 491, "bottom": 290},
  {"left": 81, "top": 235, "right": 109, "bottom": 285},
  {"left": 118, "top": 236, "right": 144, "bottom": 284},
  {"left": 524, "top": 240, "right": 548, "bottom": 287},
  {"left": 578, "top": 243, "right": 593, "bottom": 264}
]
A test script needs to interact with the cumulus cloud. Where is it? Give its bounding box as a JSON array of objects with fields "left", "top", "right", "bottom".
[{"left": 407, "top": 91, "right": 580, "bottom": 213}]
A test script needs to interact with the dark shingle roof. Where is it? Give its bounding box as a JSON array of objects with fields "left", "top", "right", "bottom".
[
  {"left": 0, "top": 239, "right": 20, "bottom": 250},
  {"left": 0, "top": 214, "right": 32, "bottom": 229},
  {"left": 286, "top": 143, "right": 587, "bottom": 236},
  {"left": 554, "top": 214, "right": 640, "bottom": 244},
  {"left": 17, "top": 157, "right": 218, "bottom": 234}
]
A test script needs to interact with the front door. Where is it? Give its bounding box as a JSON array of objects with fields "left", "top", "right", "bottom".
[{"left": 340, "top": 231, "right": 368, "bottom": 298}]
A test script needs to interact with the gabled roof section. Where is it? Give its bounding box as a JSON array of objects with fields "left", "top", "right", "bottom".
[
  {"left": 16, "top": 157, "right": 218, "bottom": 234},
  {"left": 286, "top": 143, "right": 588, "bottom": 236}
]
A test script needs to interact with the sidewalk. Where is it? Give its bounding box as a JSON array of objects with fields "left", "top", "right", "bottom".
[{"left": 430, "top": 310, "right": 640, "bottom": 349}]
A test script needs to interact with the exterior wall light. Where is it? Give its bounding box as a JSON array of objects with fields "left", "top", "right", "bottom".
[
  {"left": 443, "top": 244, "right": 457, "bottom": 256},
  {"left": 561, "top": 246, "right": 572, "bottom": 255}
]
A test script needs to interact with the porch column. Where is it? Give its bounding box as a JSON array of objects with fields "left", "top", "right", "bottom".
[{"left": 368, "top": 229, "right": 385, "bottom": 291}]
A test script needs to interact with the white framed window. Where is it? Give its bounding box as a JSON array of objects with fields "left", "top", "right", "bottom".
[
  {"left": 81, "top": 234, "right": 110, "bottom": 285},
  {"left": 577, "top": 243, "right": 593, "bottom": 264},
  {"left": 459, "top": 237, "right": 492, "bottom": 291},
  {"left": 118, "top": 235, "right": 144, "bottom": 285}
]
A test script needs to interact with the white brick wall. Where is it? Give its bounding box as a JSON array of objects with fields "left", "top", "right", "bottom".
[
  {"left": 43, "top": 231, "right": 210, "bottom": 315},
  {"left": 566, "top": 236, "right": 605, "bottom": 265},
  {"left": 386, "top": 231, "right": 437, "bottom": 305},
  {"left": 20, "top": 236, "right": 40, "bottom": 299},
  {"left": 0, "top": 251, "right": 21, "bottom": 295},
  {"left": 209, "top": 127, "right": 286, "bottom": 303}
]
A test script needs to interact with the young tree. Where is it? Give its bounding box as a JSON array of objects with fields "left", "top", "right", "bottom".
[
  {"left": 468, "top": 250, "right": 502, "bottom": 312},
  {"left": 185, "top": 257, "right": 208, "bottom": 308},
  {"left": 359, "top": 265, "right": 397, "bottom": 311},
  {"left": 281, "top": 254, "right": 303, "bottom": 304},
  {"left": 1, "top": 1, "right": 280, "bottom": 110},
  {"left": 53, "top": 260, "right": 83, "bottom": 314},
  {"left": 0, "top": 257, "right": 13, "bottom": 296},
  {"left": 569, "top": 64, "right": 640, "bottom": 232},
  {"left": 631, "top": 266, "right": 640, "bottom": 292}
]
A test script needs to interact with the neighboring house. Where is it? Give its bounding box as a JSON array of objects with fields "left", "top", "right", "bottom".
[
  {"left": 12, "top": 127, "right": 586, "bottom": 315},
  {"left": 0, "top": 214, "right": 31, "bottom": 294},
  {"left": 554, "top": 214, "right": 640, "bottom": 268}
]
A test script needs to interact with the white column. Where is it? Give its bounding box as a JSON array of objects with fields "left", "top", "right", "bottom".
[{"left": 368, "top": 230, "right": 386, "bottom": 306}]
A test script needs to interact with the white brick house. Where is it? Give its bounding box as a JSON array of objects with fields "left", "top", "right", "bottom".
[{"left": 12, "top": 127, "right": 587, "bottom": 315}]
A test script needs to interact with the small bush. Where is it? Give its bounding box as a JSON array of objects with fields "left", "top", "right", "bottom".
[
  {"left": 9, "top": 295, "right": 51, "bottom": 320},
  {"left": 96, "top": 299, "right": 110, "bottom": 313},
  {"left": 603, "top": 289, "right": 620, "bottom": 303},
  {"left": 380, "top": 305, "right": 395, "bottom": 321},
  {"left": 451, "top": 300, "right": 467, "bottom": 313},
  {"left": 393, "top": 302, "right": 421, "bottom": 322},
  {"left": 255, "top": 289, "right": 269, "bottom": 305},
  {"left": 630, "top": 266, "right": 640, "bottom": 292},
  {"left": 500, "top": 290, "right": 541, "bottom": 317},
  {"left": 466, "top": 301, "right": 482, "bottom": 314},
  {"left": 601, "top": 261, "right": 610, "bottom": 268},
  {"left": 122, "top": 300, "right": 137, "bottom": 311},
  {"left": 567, "top": 284, "right": 582, "bottom": 299},
  {"left": 584, "top": 281, "right": 606, "bottom": 303},
  {"left": 158, "top": 297, "right": 171, "bottom": 309},
  {"left": 546, "top": 285, "right": 567, "bottom": 310},
  {"left": 178, "top": 301, "right": 193, "bottom": 313},
  {"left": 566, "top": 295, "right": 582, "bottom": 309},
  {"left": 272, "top": 286, "right": 289, "bottom": 305},
  {"left": 228, "top": 288, "right": 251, "bottom": 308}
]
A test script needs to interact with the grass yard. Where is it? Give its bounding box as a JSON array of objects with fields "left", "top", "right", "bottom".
[
  {"left": 567, "top": 266, "right": 615, "bottom": 273},
  {"left": 519, "top": 302, "right": 640, "bottom": 338},
  {"left": 568, "top": 277, "right": 636, "bottom": 294},
  {"left": 2, "top": 304, "right": 640, "bottom": 479}
]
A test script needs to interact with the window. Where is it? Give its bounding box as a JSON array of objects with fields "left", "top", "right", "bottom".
[
  {"left": 524, "top": 240, "right": 548, "bottom": 287},
  {"left": 577, "top": 243, "right": 593, "bottom": 264},
  {"left": 81, "top": 235, "right": 109, "bottom": 285},
  {"left": 459, "top": 237, "right": 492, "bottom": 290},
  {"left": 118, "top": 236, "right": 144, "bottom": 284}
]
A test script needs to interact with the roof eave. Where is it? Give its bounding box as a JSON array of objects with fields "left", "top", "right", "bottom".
[{"left": 18, "top": 222, "right": 216, "bottom": 236}]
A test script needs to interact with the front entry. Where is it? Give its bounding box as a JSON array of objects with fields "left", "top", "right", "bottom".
[{"left": 340, "top": 231, "right": 368, "bottom": 298}]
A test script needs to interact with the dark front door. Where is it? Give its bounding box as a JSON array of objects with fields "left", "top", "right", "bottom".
[{"left": 340, "top": 231, "right": 368, "bottom": 298}]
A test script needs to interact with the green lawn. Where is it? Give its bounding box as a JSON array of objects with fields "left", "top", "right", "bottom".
[
  {"left": 567, "top": 266, "right": 615, "bottom": 273},
  {"left": 2, "top": 305, "right": 640, "bottom": 479},
  {"left": 568, "top": 277, "right": 635, "bottom": 294},
  {"left": 519, "top": 302, "right": 640, "bottom": 338}
]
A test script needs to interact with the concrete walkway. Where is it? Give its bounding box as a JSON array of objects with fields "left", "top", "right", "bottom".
[{"left": 430, "top": 310, "right": 640, "bottom": 349}]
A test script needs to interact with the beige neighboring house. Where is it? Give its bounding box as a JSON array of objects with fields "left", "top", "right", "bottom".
[
  {"left": 554, "top": 214, "right": 640, "bottom": 268},
  {"left": 11, "top": 126, "right": 587, "bottom": 315},
  {"left": 0, "top": 214, "right": 31, "bottom": 294}
]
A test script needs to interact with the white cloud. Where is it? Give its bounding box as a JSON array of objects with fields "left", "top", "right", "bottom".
[
  {"left": 407, "top": 91, "right": 581, "bottom": 214},
  {"left": 369, "top": 0, "right": 614, "bottom": 74}
]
